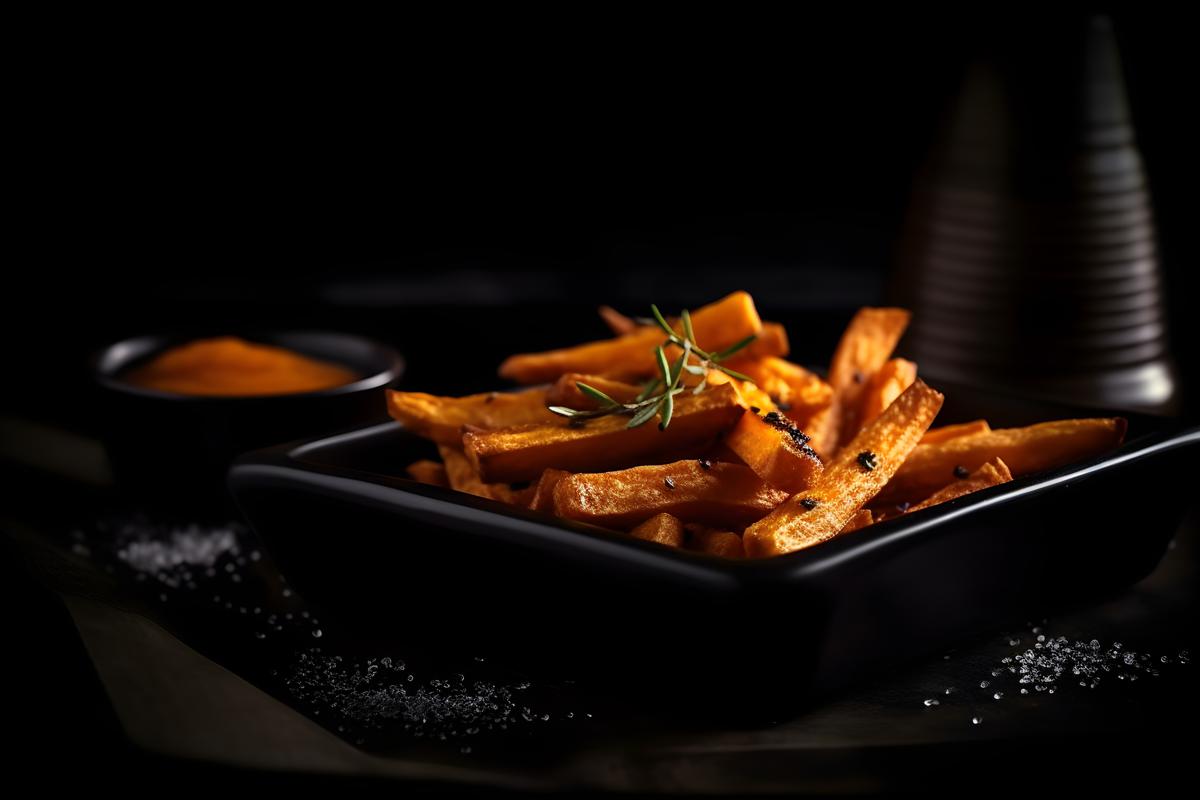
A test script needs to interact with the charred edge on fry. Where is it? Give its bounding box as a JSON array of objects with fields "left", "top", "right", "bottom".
[
  {"left": 758, "top": 410, "right": 821, "bottom": 460},
  {"left": 857, "top": 451, "right": 879, "bottom": 471}
]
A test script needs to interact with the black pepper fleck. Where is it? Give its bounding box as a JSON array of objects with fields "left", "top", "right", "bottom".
[
  {"left": 664, "top": 477, "right": 676, "bottom": 490},
  {"left": 758, "top": 410, "right": 817, "bottom": 457},
  {"left": 698, "top": 459, "right": 712, "bottom": 470},
  {"left": 800, "top": 497, "right": 819, "bottom": 510},
  {"left": 954, "top": 465, "right": 970, "bottom": 479},
  {"left": 857, "top": 451, "right": 879, "bottom": 471},
  {"left": 749, "top": 406, "right": 761, "bottom": 415}
]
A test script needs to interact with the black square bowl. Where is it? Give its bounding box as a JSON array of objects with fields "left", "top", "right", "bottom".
[{"left": 229, "top": 382, "right": 1199, "bottom": 717}]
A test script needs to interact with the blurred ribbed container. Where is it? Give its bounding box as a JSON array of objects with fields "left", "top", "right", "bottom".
[{"left": 891, "top": 16, "right": 1178, "bottom": 413}]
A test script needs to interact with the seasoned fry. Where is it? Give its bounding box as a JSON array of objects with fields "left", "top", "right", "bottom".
[
  {"left": 630, "top": 513, "right": 686, "bottom": 547},
  {"left": 723, "top": 407, "right": 824, "bottom": 493},
  {"left": 553, "top": 460, "right": 789, "bottom": 530},
  {"left": 528, "top": 468, "right": 571, "bottom": 512},
  {"left": 743, "top": 379, "right": 944, "bottom": 557},
  {"left": 724, "top": 356, "right": 834, "bottom": 419},
  {"left": 464, "top": 383, "right": 744, "bottom": 483},
  {"left": 839, "top": 509, "right": 874, "bottom": 533},
  {"left": 387, "top": 388, "right": 555, "bottom": 445},
  {"left": 876, "top": 418, "right": 1126, "bottom": 506},
  {"left": 405, "top": 459, "right": 449, "bottom": 488},
  {"left": 906, "top": 458, "right": 1013, "bottom": 513},
  {"left": 683, "top": 524, "right": 745, "bottom": 558},
  {"left": 809, "top": 307, "right": 911, "bottom": 458},
  {"left": 858, "top": 358, "right": 917, "bottom": 429},
  {"left": 920, "top": 419, "right": 991, "bottom": 445},
  {"left": 599, "top": 305, "right": 790, "bottom": 361},
  {"left": 546, "top": 373, "right": 643, "bottom": 409},
  {"left": 438, "top": 445, "right": 534, "bottom": 505},
  {"left": 499, "top": 291, "right": 763, "bottom": 384}
]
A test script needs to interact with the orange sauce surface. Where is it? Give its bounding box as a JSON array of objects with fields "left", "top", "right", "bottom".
[{"left": 124, "top": 336, "right": 358, "bottom": 396}]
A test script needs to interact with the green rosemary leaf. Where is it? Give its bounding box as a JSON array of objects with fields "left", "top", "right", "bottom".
[
  {"left": 627, "top": 400, "right": 661, "bottom": 428},
  {"left": 655, "top": 345, "right": 672, "bottom": 384},
  {"left": 658, "top": 389, "right": 674, "bottom": 430},
  {"left": 711, "top": 333, "right": 758, "bottom": 362},
  {"left": 547, "top": 406, "right": 584, "bottom": 417},
  {"left": 681, "top": 308, "right": 696, "bottom": 345},
  {"left": 668, "top": 340, "right": 691, "bottom": 388},
  {"left": 635, "top": 377, "right": 662, "bottom": 402},
  {"left": 683, "top": 364, "right": 706, "bottom": 375},
  {"left": 649, "top": 305, "right": 676, "bottom": 338},
  {"left": 692, "top": 376, "right": 708, "bottom": 395},
  {"left": 714, "top": 363, "right": 754, "bottom": 382},
  {"left": 576, "top": 381, "right": 620, "bottom": 408}
]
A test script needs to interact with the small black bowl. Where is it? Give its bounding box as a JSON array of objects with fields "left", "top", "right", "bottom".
[{"left": 93, "top": 330, "right": 403, "bottom": 509}]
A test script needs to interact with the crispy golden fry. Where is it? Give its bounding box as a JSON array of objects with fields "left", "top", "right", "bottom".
[
  {"left": 808, "top": 307, "right": 911, "bottom": 458},
  {"left": 405, "top": 459, "right": 449, "bottom": 488},
  {"left": 630, "top": 513, "right": 686, "bottom": 547},
  {"left": 743, "top": 379, "right": 943, "bottom": 557},
  {"left": 598, "top": 305, "right": 790, "bottom": 361},
  {"left": 464, "top": 383, "right": 743, "bottom": 483},
  {"left": 437, "top": 445, "right": 534, "bottom": 505},
  {"left": 724, "top": 356, "right": 834, "bottom": 419},
  {"left": 858, "top": 358, "right": 917, "bottom": 429},
  {"left": 528, "top": 468, "right": 571, "bottom": 512},
  {"left": 684, "top": 524, "right": 745, "bottom": 558},
  {"left": 553, "top": 459, "right": 789, "bottom": 530},
  {"left": 907, "top": 457, "right": 1013, "bottom": 513},
  {"left": 546, "top": 373, "right": 643, "bottom": 409},
  {"left": 723, "top": 407, "right": 824, "bottom": 494},
  {"left": 499, "top": 291, "right": 764, "bottom": 384},
  {"left": 876, "top": 418, "right": 1126, "bottom": 506},
  {"left": 920, "top": 419, "right": 992, "bottom": 445},
  {"left": 387, "top": 387, "right": 556, "bottom": 445},
  {"left": 839, "top": 508, "right": 874, "bottom": 533}
]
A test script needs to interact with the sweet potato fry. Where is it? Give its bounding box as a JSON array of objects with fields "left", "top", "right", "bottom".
[
  {"left": 405, "top": 459, "right": 449, "bottom": 488},
  {"left": 553, "top": 460, "right": 789, "bottom": 530},
  {"left": 723, "top": 407, "right": 824, "bottom": 493},
  {"left": 387, "top": 388, "right": 555, "bottom": 445},
  {"left": 858, "top": 358, "right": 917, "bottom": 429},
  {"left": 464, "top": 384, "right": 744, "bottom": 483},
  {"left": 920, "top": 419, "right": 991, "bottom": 445},
  {"left": 630, "top": 513, "right": 686, "bottom": 547},
  {"left": 839, "top": 509, "right": 874, "bottom": 533},
  {"left": 545, "top": 373, "right": 642, "bottom": 409},
  {"left": 743, "top": 379, "right": 943, "bottom": 557},
  {"left": 683, "top": 524, "right": 745, "bottom": 558},
  {"left": 527, "top": 468, "right": 571, "bottom": 512},
  {"left": 438, "top": 445, "right": 533, "bottom": 505},
  {"left": 875, "top": 418, "right": 1126, "bottom": 506},
  {"left": 499, "top": 291, "right": 764, "bottom": 384},
  {"left": 906, "top": 457, "right": 1013, "bottom": 513},
  {"left": 598, "top": 305, "right": 641, "bottom": 335},
  {"left": 809, "top": 307, "right": 911, "bottom": 458},
  {"left": 724, "top": 356, "right": 834, "bottom": 419},
  {"left": 599, "top": 306, "right": 790, "bottom": 360}
]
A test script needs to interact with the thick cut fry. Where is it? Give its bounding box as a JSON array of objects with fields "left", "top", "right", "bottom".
[
  {"left": 684, "top": 524, "right": 745, "bottom": 558},
  {"left": 546, "top": 373, "right": 643, "bottom": 409},
  {"left": 598, "top": 306, "right": 790, "bottom": 361},
  {"left": 387, "top": 388, "right": 555, "bottom": 445},
  {"left": 724, "top": 356, "right": 834, "bottom": 419},
  {"left": 839, "top": 509, "right": 874, "bottom": 533},
  {"left": 499, "top": 291, "right": 763, "bottom": 384},
  {"left": 405, "top": 459, "right": 449, "bottom": 488},
  {"left": 920, "top": 420, "right": 991, "bottom": 445},
  {"left": 464, "top": 383, "right": 743, "bottom": 483},
  {"left": 858, "top": 358, "right": 917, "bottom": 429},
  {"left": 723, "top": 408, "right": 824, "bottom": 493},
  {"left": 744, "top": 379, "right": 944, "bottom": 557},
  {"left": 876, "top": 418, "right": 1126, "bottom": 506},
  {"left": 630, "top": 513, "right": 686, "bottom": 547},
  {"left": 809, "top": 307, "right": 911, "bottom": 458},
  {"left": 553, "top": 460, "right": 789, "bottom": 530},
  {"left": 438, "top": 445, "right": 532, "bottom": 505},
  {"left": 528, "top": 468, "right": 571, "bottom": 512},
  {"left": 907, "top": 458, "right": 1013, "bottom": 513}
]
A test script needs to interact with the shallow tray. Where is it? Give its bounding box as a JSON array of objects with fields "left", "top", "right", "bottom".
[{"left": 229, "top": 382, "right": 1199, "bottom": 717}]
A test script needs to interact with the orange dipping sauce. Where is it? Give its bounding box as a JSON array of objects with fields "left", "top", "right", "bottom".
[{"left": 124, "top": 336, "right": 359, "bottom": 397}]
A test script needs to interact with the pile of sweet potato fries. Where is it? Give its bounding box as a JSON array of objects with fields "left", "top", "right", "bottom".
[{"left": 388, "top": 292, "right": 1126, "bottom": 558}]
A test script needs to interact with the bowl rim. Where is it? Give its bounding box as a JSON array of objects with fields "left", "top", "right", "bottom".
[{"left": 92, "top": 329, "right": 405, "bottom": 403}]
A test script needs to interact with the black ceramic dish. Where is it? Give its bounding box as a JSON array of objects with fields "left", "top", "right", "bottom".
[
  {"left": 230, "top": 381, "right": 1199, "bottom": 718},
  {"left": 94, "top": 331, "right": 403, "bottom": 507}
]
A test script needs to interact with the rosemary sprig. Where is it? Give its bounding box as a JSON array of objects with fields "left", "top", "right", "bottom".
[{"left": 546, "top": 303, "right": 759, "bottom": 430}]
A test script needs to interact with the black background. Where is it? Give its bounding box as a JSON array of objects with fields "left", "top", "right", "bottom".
[{"left": 5, "top": 8, "right": 1199, "bottom": 792}]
